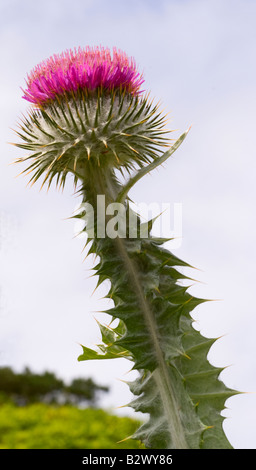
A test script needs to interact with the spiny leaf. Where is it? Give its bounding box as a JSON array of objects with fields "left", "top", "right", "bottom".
[
  {"left": 116, "top": 128, "right": 190, "bottom": 203},
  {"left": 77, "top": 223, "right": 236, "bottom": 448}
]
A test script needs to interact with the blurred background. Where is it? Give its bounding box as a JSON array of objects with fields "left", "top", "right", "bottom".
[{"left": 0, "top": 0, "right": 255, "bottom": 449}]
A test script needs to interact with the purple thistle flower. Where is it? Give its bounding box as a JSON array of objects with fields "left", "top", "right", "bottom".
[
  {"left": 22, "top": 46, "right": 145, "bottom": 106},
  {"left": 15, "top": 45, "right": 170, "bottom": 190}
]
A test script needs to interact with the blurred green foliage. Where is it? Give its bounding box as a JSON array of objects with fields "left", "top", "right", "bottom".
[
  {"left": 0, "top": 403, "right": 142, "bottom": 449},
  {"left": 0, "top": 367, "right": 108, "bottom": 405},
  {"left": 0, "top": 367, "right": 142, "bottom": 449}
]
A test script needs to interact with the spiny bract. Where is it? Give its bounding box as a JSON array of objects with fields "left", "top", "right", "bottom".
[{"left": 15, "top": 91, "right": 170, "bottom": 189}]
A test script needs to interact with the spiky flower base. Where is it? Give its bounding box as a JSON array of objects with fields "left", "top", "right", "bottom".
[{"left": 15, "top": 90, "right": 170, "bottom": 189}]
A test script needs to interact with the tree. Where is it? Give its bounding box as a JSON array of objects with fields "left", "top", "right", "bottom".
[{"left": 0, "top": 367, "right": 109, "bottom": 406}]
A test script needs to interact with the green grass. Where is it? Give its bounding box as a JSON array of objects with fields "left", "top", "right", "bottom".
[{"left": 0, "top": 403, "right": 143, "bottom": 449}]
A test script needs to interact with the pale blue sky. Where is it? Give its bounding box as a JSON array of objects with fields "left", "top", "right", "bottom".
[{"left": 0, "top": 0, "right": 256, "bottom": 448}]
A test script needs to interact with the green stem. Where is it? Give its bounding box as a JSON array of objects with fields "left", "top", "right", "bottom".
[
  {"left": 85, "top": 168, "right": 188, "bottom": 448},
  {"left": 114, "top": 235, "right": 188, "bottom": 449},
  {"left": 79, "top": 163, "right": 237, "bottom": 449}
]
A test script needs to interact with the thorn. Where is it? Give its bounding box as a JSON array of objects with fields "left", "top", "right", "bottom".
[
  {"left": 189, "top": 277, "right": 207, "bottom": 285},
  {"left": 90, "top": 310, "right": 106, "bottom": 314},
  {"left": 116, "top": 378, "right": 130, "bottom": 385},
  {"left": 122, "top": 366, "right": 135, "bottom": 375},
  {"left": 182, "top": 353, "right": 191, "bottom": 360},
  {"left": 204, "top": 425, "right": 215, "bottom": 430},
  {"left": 116, "top": 435, "right": 133, "bottom": 444}
]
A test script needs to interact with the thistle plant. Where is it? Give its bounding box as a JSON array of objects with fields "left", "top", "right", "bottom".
[{"left": 14, "top": 46, "right": 238, "bottom": 449}]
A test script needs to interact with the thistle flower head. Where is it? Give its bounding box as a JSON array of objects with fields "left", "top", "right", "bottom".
[
  {"left": 15, "top": 46, "right": 171, "bottom": 189},
  {"left": 23, "top": 46, "right": 144, "bottom": 106}
]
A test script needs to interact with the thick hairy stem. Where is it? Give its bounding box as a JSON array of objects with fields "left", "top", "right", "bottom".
[
  {"left": 77, "top": 167, "right": 238, "bottom": 449},
  {"left": 15, "top": 146, "right": 238, "bottom": 448},
  {"left": 114, "top": 236, "right": 188, "bottom": 449}
]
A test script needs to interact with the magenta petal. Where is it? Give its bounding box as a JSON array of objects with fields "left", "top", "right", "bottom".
[{"left": 23, "top": 46, "right": 144, "bottom": 106}]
